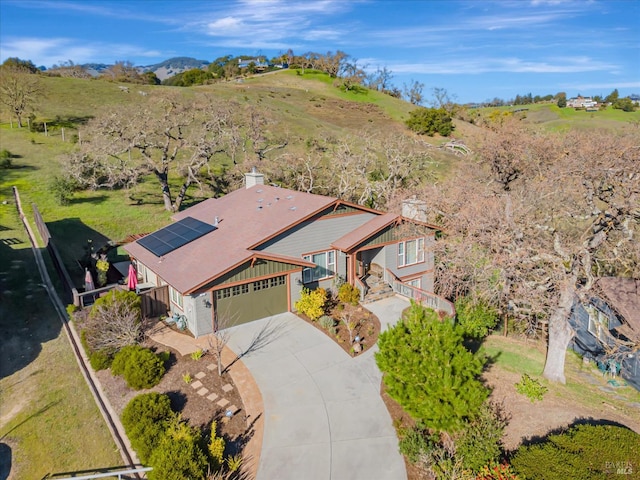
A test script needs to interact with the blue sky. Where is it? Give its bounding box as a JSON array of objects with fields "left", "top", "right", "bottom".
[{"left": 1, "top": 0, "right": 638, "bottom": 103}]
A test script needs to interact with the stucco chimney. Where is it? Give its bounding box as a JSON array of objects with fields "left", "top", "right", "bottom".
[
  {"left": 245, "top": 166, "right": 265, "bottom": 189},
  {"left": 402, "top": 197, "right": 428, "bottom": 222}
]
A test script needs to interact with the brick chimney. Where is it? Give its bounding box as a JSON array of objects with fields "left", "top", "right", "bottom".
[{"left": 245, "top": 166, "right": 265, "bottom": 189}]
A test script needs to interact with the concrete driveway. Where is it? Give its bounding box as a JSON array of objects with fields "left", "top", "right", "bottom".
[{"left": 225, "top": 296, "right": 410, "bottom": 480}]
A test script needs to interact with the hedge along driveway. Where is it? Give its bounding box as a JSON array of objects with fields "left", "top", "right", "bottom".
[{"left": 225, "top": 311, "right": 407, "bottom": 480}]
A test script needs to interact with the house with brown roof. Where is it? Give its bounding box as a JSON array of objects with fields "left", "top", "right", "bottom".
[
  {"left": 568, "top": 277, "right": 640, "bottom": 390},
  {"left": 124, "top": 169, "right": 447, "bottom": 337}
]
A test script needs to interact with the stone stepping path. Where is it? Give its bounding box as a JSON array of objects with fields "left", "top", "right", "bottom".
[{"left": 186, "top": 365, "right": 236, "bottom": 412}]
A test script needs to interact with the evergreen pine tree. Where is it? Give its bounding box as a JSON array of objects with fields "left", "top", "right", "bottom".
[{"left": 375, "top": 301, "right": 488, "bottom": 432}]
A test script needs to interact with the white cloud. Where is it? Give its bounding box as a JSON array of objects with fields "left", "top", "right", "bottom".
[
  {"left": 0, "top": 36, "right": 162, "bottom": 67},
  {"left": 388, "top": 56, "right": 618, "bottom": 75}
]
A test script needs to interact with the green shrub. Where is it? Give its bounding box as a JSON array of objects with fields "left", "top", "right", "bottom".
[
  {"left": 51, "top": 176, "right": 80, "bottom": 206},
  {"left": 226, "top": 454, "right": 243, "bottom": 472},
  {"left": 148, "top": 417, "right": 208, "bottom": 480},
  {"left": 398, "top": 427, "right": 433, "bottom": 463},
  {"left": 338, "top": 283, "right": 360, "bottom": 306},
  {"left": 80, "top": 329, "right": 113, "bottom": 371},
  {"left": 89, "top": 349, "right": 113, "bottom": 371},
  {"left": 190, "top": 349, "right": 204, "bottom": 361},
  {"left": 405, "top": 107, "right": 454, "bottom": 136},
  {"left": 511, "top": 424, "right": 640, "bottom": 479},
  {"left": 514, "top": 374, "right": 547, "bottom": 402},
  {"left": 0, "top": 149, "right": 12, "bottom": 168},
  {"left": 157, "top": 350, "right": 170, "bottom": 364},
  {"left": 122, "top": 392, "right": 174, "bottom": 464},
  {"left": 112, "top": 345, "right": 165, "bottom": 390},
  {"left": 208, "top": 420, "right": 225, "bottom": 471},
  {"left": 65, "top": 303, "right": 79, "bottom": 317},
  {"left": 294, "top": 287, "right": 328, "bottom": 321},
  {"left": 318, "top": 315, "right": 335, "bottom": 331},
  {"left": 455, "top": 402, "right": 508, "bottom": 472},
  {"left": 454, "top": 297, "right": 499, "bottom": 339}
]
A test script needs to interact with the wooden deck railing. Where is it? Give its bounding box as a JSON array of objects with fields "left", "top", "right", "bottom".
[{"left": 384, "top": 268, "right": 456, "bottom": 318}]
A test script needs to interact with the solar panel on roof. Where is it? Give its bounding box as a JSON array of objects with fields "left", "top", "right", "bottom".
[{"left": 138, "top": 216, "right": 216, "bottom": 257}]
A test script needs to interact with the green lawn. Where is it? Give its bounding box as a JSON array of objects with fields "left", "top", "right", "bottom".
[
  {"left": 0, "top": 191, "right": 122, "bottom": 478},
  {"left": 480, "top": 335, "right": 640, "bottom": 417}
]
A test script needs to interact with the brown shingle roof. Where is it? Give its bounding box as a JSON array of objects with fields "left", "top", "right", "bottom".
[
  {"left": 596, "top": 277, "right": 640, "bottom": 335},
  {"left": 332, "top": 213, "right": 398, "bottom": 252},
  {"left": 124, "top": 185, "right": 336, "bottom": 293}
]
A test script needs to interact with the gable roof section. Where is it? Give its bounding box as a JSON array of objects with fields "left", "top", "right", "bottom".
[
  {"left": 332, "top": 213, "right": 398, "bottom": 252},
  {"left": 595, "top": 277, "right": 640, "bottom": 340},
  {"left": 125, "top": 185, "right": 339, "bottom": 293},
  {"left": 332, "top": 213, "right": 440, "bottom": 253}
]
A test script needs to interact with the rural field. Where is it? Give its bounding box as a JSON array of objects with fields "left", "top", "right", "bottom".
[{"left": 1, "top": 69, "right": 639, "bottom": 479}]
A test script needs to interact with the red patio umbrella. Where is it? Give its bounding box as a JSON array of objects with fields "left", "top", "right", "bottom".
[
  {"left": 127, "top": 263, "right": 138, "bottom": 291},
  {"left": 84, "top": 268, "right": 95, "bottom": 292}
]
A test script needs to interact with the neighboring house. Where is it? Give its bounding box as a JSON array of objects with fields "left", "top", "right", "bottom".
[
  {"left": 568, "top": 277, "right": 640, "bottom": 390},
  {"left": 124, "top": 169, "right": 446, "bottom": 337},
  {"left": 567, "top": 96, "right": 597, "bottom": 108},
  {"left": 237, "top": 58, "right": 269, "bottom": 70}
]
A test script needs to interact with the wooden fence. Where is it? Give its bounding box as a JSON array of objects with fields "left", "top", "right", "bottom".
[
  {"left": 32, "top": 202, "right": 78, "bottom": 304},
  {"left": 140, "top": 285, "right": 169, "bottom": 318}
]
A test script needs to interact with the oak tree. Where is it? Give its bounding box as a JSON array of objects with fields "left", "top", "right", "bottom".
[{"left": 64, "top": 91, "right": 240, "bottom": 211}]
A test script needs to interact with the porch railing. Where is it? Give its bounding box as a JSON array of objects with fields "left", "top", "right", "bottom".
[
  {"left": 354, "top": 275, "right": 368, "bottom": 302},
  {"left": 384, "top": 268, "right": 456, "bottom": 318}
]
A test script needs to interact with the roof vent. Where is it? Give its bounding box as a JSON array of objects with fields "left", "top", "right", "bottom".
[
  {"left": 214, "top": 216, "right": 219, "bottom": 227},
  {"left": 286, "top": 195, "right": 293, "bottom": 200},
  {"left": 289, "top": 206, "right": 297, "bottom": 211}
]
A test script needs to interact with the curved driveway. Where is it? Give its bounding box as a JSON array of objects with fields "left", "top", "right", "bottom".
[{"left": 225, "top": 296, "right": 410, "bottom": 480}]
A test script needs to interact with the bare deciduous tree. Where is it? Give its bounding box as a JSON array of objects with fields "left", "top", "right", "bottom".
[
  {"left": 65, "top": 91, "right": 240, "bottom": 211},
  {"left": 417, "top": 122, "right": 639, "bottom": 383},
  {"left": 83, "top": 290, "right": 142, "bottom": 352},
  {"left": 208, "top": 309, "right": 237, "bottom": 376},
  {"left": 0, "top": 65, "right": 42, "bottom": 127}
]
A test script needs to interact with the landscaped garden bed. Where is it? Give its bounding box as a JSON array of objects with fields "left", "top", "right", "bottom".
[
  {"left": 71, "top": 290, "right": 250, "bottom": 478},
  {"left": 294, "top": 284, "right": 381, "bottom": 356}
]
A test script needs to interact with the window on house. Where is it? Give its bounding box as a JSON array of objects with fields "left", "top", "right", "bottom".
[
  {"left": 302, "top": 250, "right": 336, "bottom": 283},
  {"left": 169, "top": 286, "right": 183, "bottom": 309},
  {"left": 406, "top": 278, "right": 422, "bottom": 289},
  {"left": 587, "top": 306, "right": 609, "bottom": 342},
  {"left": 398, "top": 238, "right": 425, "bottom": 267}
]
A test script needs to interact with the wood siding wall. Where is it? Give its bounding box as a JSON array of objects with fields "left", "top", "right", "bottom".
[{"left": 260, "top": 212, "right": 375, "bottom": 256}]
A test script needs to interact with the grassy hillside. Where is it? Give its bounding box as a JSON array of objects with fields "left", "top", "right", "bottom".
[{"left": 477, "top": 102, "right": 640, "bottom": 132}]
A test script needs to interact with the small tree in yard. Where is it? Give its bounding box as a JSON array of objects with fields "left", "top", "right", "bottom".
[
  {"left": 83, "top": 289, "right": 142, "bottom": 355},
  {"left": 375, "top": 301, "right": 488, "bottom": 433},
  {"left": 340, "top": 311, "right": 358, "bottom": 344},
  {"left": 208, "top": 311, "right": 234, "bottom": 376}
]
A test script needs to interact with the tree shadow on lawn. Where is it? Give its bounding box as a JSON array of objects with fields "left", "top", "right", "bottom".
[
  {"left": 68, "top": 194, "right": 110, "bottom": 205},
  {"left": 0, "top": 240, "right": 62, "bottom": 379},
  {"left": 46, "top": 217, "right": 111, "bottom": 285}
]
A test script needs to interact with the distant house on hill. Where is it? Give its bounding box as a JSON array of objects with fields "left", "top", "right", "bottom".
[
  {"left": 567, "top": 95, "right": 597, "bottom": 108},
  {"left": 568, "top": 277, "right": 640, "bottom": 390},
  {"left": 238, "top": 58, "right": 269, "bottom": 71}
]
